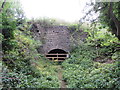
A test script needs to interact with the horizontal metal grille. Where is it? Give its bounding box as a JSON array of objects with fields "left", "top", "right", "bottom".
[{"left": 45, "top": 53, "right": 68, "bottom": 61}]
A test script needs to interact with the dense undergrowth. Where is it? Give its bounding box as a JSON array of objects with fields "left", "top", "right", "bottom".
[
  {"left": 62, "top": 34, "right": 120, "bottom": 88},
  {"left": 1, "top": 0, "right": 120, "bottom": 89},
  {"left": 61, "top": 22, "right": 120, "bottom": 88},
  {"left": 1, "top": 18, "right": 120, "bottom": 89},
  {"left": 1, "top": 0, "right": 61, "bottom": 88},
  {"left": 2, "top": 26, "right": 60, "bottom": 88}
]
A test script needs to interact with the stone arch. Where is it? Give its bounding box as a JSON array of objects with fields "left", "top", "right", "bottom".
[
  {"left": 48, "top": 49, "right": 68, "bottom": 54},
  {"left": 46, "top": 48, "right": 69, "bottom": 61},
  {"left": 46, "top": 47, "right": 69, "bottom": 54}
]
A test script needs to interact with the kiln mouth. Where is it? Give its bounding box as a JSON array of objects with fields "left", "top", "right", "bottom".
[{"left": 45, "top": 49, "right": 68, "bottom": 61}]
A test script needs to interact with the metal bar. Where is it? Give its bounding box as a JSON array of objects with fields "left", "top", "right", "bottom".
[
  {"left": 54, "top": 60, "right": 64, "bottom": 62},
  {"left": 57, "top": 53, "right": 58, "bottom": 59},
  {"left": 46, "top": 57, "right": 67, "bottom": 59},
  {"left": 45, "top": 54, "right": 68, "bottom": 55}
]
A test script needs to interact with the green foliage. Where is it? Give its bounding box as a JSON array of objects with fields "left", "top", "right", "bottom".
[
  {"left": 1, "top": 0, "right": 60, "bottom": 88},
  {"left": 2, "top": 27, "right": 60, "bottom": 88},
  {"left": 62, "top": 21, "right": 120, "bottom": 88},
  {"left": 112, "top": 51, "right": 120, "bottom": 60},
  {"left": 62, "top": 45, "right": 120, "bottom": 88},
  {"left": 86, "top": 23, "right": 119, "bottom": 46},
  {"left": 1, "top": 0, "right": 119, "bottom": 88},
  {"left": 68, "top": 24, "right": 80, "bottom": 31},
  {"left": 82, "top": 1, "right": 120, "bottom": 40},
  {"left": 97, "top": 2, "right": 120, "bottom": 39},
  {"left": 0, "top": 33, "right": 3, "bottom": 43},
  {"left": 97, "top": 2, "right": 120, "bottom": 26},
  {"left": 1, "top": 0, "right": 25, "bottom": 51},
  {"left": 31, "top": 17, "right": 70, "bottom": 28}
]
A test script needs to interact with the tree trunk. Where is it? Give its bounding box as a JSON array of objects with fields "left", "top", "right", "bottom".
[{"left": 109, "top": 2, "right": 120, "bottom": 40}]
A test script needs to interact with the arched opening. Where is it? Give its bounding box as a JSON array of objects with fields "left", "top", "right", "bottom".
[
  {"left": 46, "top": 49, "right": 68, "bottom": 61},
  {"left": 48, "top": 49, "right": 67, "bottom": 54}
]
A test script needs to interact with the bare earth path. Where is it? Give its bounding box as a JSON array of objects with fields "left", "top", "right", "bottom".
[{"left": 57, "top": 65, "right": 67, "bottom": 88}]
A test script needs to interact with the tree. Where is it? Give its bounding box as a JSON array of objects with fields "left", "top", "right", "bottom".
[
  {"left": 81, "top": 1, "right": 120, "bottom": 40},
  {"left": 1, "top": 0, "right": 25, "bottom": 51},
  {"left": 108, "top": 2, "right": 120, "bottom": 40}
]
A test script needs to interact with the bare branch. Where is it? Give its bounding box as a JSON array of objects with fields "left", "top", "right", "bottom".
[{"left": 0, "top": 0, "right": 7, "bottom": 13}]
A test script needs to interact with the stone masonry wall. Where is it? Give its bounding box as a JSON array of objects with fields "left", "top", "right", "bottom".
[
  {"left": 43, "top": 26, "right": 70, "bottom": 54},
  {"left": 31, "top": 24, "right": 87, "bottom": 54}
]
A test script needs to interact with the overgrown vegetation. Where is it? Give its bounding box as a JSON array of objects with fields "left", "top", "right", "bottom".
[
  {"left": 62, "top": 22, "right": 120, "bottom": 88},
  {"left": 1, "top": 0, "right": 120, "bottom": 89},
  {"left": 1, "top": 0, "right": 59, "bottom": 88},
  {"left": 82, "top": 1, "right": 120, "bottom": 40},
  {"left": 62, "top": 44, "right": 120, "bottom": 88},
  {"left": 2, "top": 28, "right": 60, "bottom": 88}
]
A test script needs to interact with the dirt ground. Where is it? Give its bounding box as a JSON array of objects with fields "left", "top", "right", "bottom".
[{"left": 57, "top": 66, "right": 67, "bottom": 88}]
